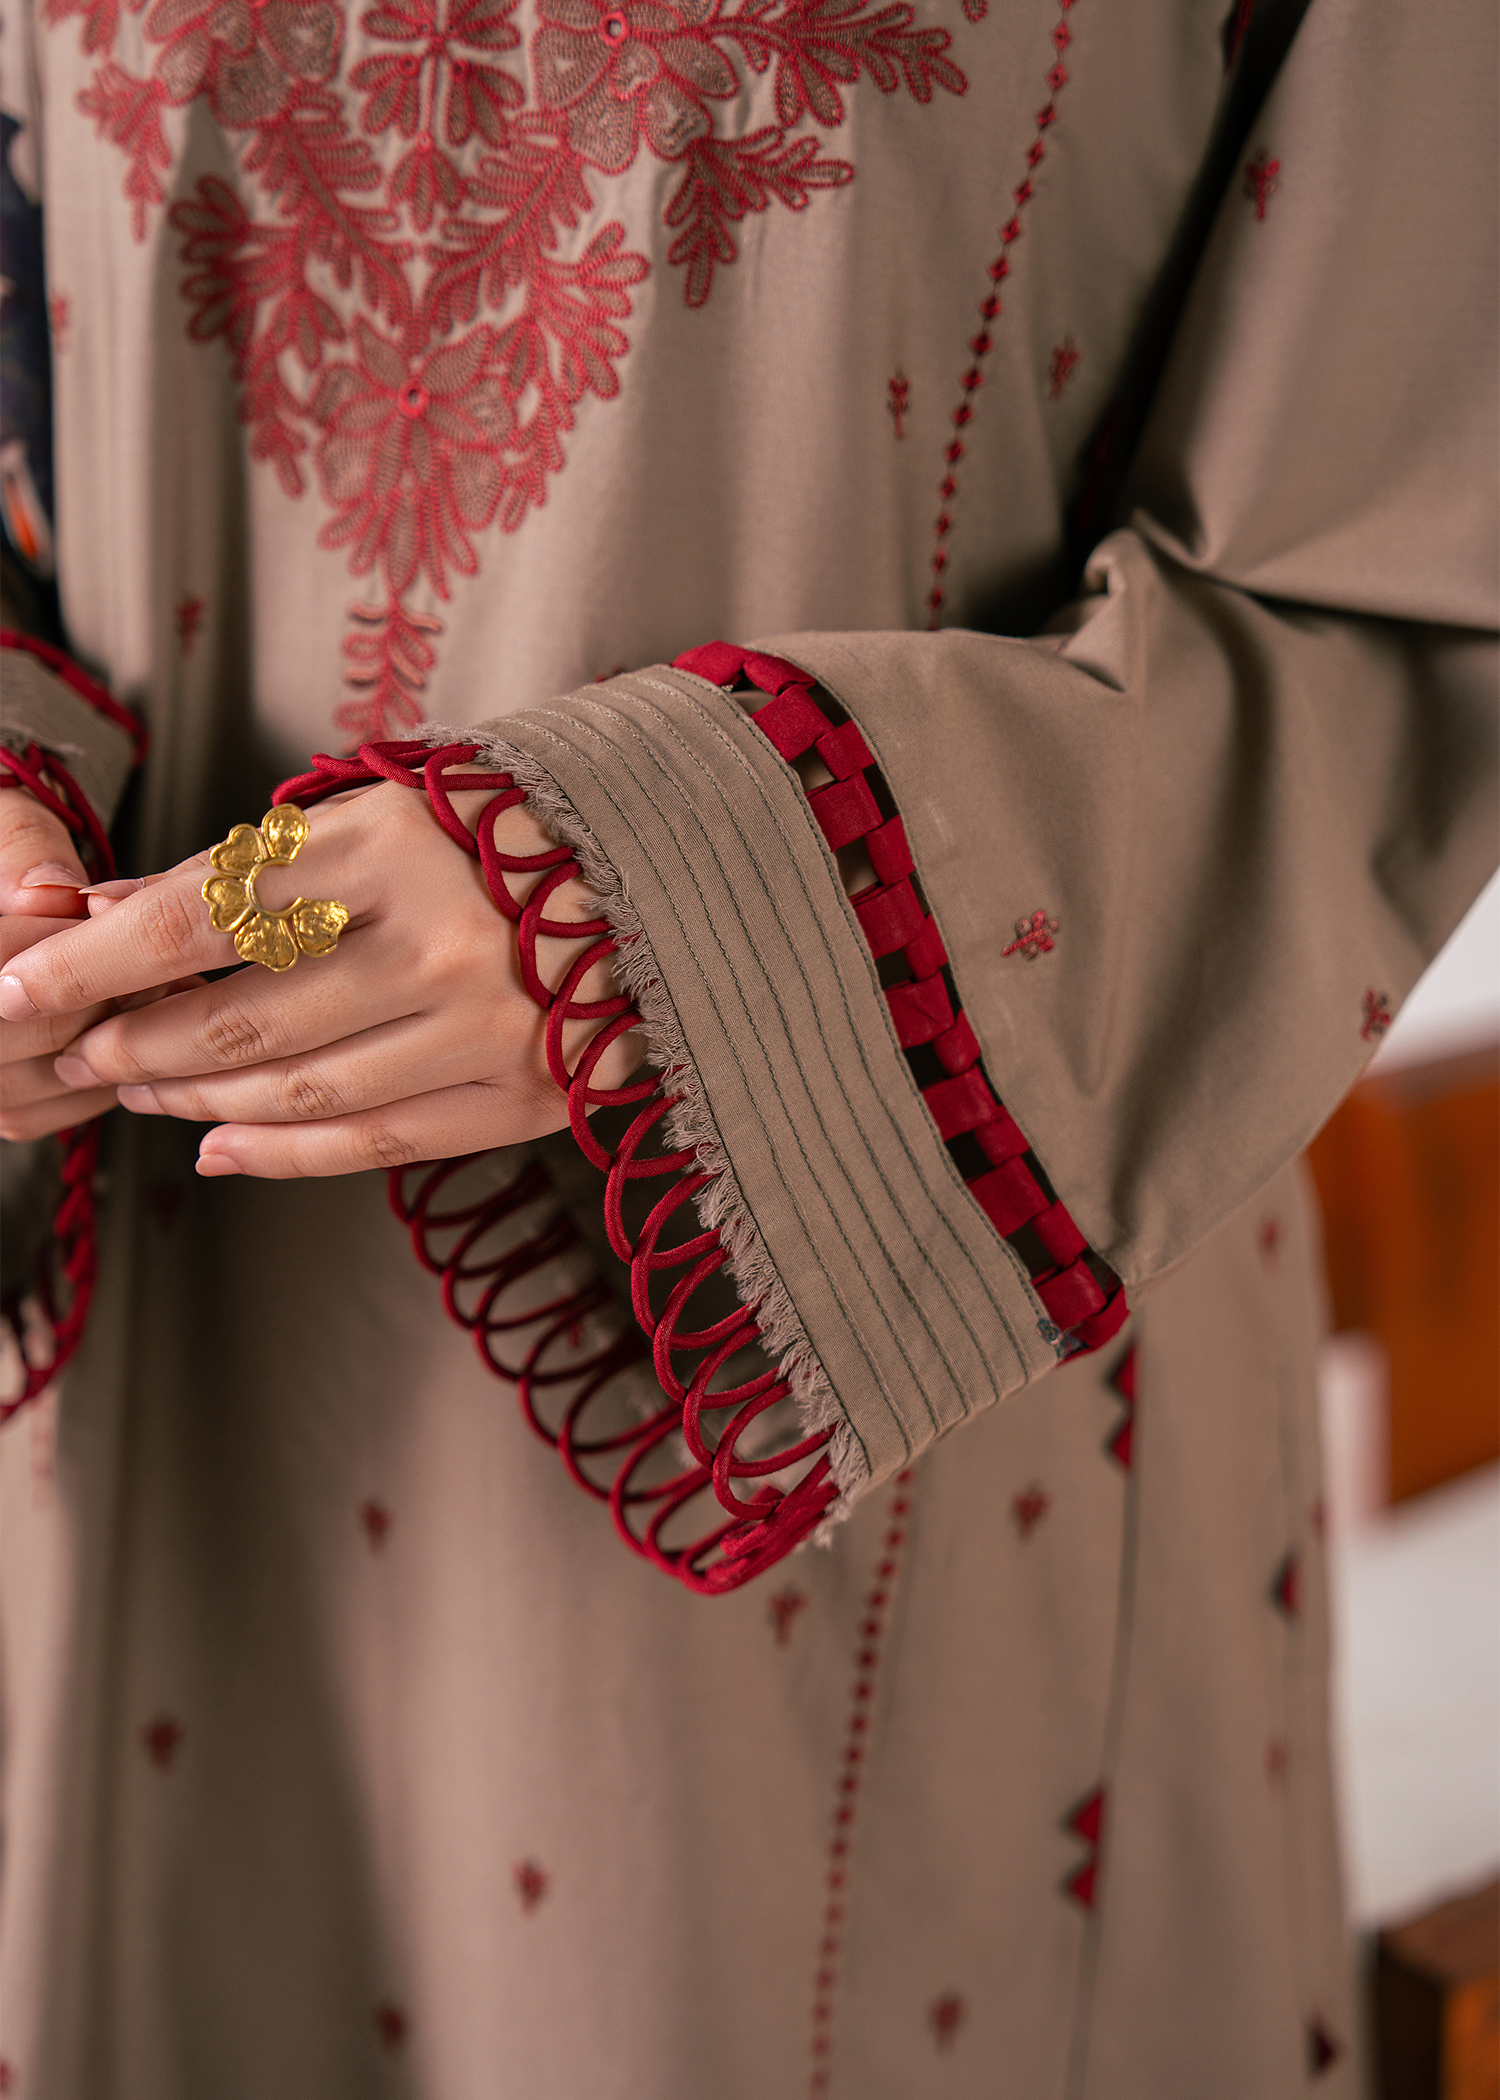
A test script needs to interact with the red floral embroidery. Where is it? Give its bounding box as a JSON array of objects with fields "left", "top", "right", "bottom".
[
  {"left": 175, "top": 591, "right": 204, "bottom": 654},
  {"left": 1244, "top": 147, "right": 1279, "bottom": 220},
  {"left": 770, "top": 1583, "right": 808, "bottom": 1645},
  {"left": 928, "top": 1991, "right": 966, "bottom": 2048},
  {"left": 53, "top": 0, "right": 966, "bottom": 740},
  {"left": 1000, "top": 907, "right": 1057, "bottom": 959},
  {"left": 1046, "top": 332, "right": 1078, "bottom": 397},
  {"left": 360, "top": 1497, "right": 393, "bottom": 1547},
  {"left": 1010, "top": 1482, "right": 1049, "bottom": 1537},
  {"left": 1257, "top": 1216, "right": 1280, "bottom": 1270},
  {"left": 373, "top": 2000, "right": 408, "bottom": 2047},
  {"left": 48, "top": 293, "right": 71, "bottom": 349},
  {"left": 141, "top": 1714, "right": 184, "bottom": 1767},
  {"left": 514, "top": 1858, "right": 551, "bottom": 1911},
  {"left": 1360, "top": 987, "right": 1392, "bottom": 1042},
  {"left": 1062, "top": 1784, "right": 1104, "bottom": 1909},
  {"left": 886, "top": 366, "right": 909, "bottom": 437}
]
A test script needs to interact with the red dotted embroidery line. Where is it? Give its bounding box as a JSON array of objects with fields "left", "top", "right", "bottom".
[
  {"left": 809, "top": 1469, "right": 914, "bottom": 2097},
  {"left": 275, "top": 737, "right": 841, "bottom": 1594},
  {"left": 677, "top": 642, "right": 1127, "bottom": 1355},
  {"left": 926, "top": 0, "right": 1078, "bottom": 629}
]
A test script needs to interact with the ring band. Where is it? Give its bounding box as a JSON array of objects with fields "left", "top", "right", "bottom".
[{"left": 202, "top": 804, "right": 350, "bottom": 972}]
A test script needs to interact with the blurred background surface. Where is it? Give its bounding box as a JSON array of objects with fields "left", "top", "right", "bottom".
[{"left": 1307, "top": 870, "right": 1499, "bottom": 2099}]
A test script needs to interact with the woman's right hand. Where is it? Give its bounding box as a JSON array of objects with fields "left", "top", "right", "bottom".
[{"left": 0, "top": 790, "right": 119, "bottom": 1138}]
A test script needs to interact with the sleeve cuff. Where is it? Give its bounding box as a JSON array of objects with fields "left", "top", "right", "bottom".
[{"left": 1, "top": 632, "right": 143, "bottom": 834}]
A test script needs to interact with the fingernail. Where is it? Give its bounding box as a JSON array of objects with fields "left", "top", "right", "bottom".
[
  {"left": 19, "top": 862, "right": 84, "bottom": 891},
  {"left": 53, "top": 1053, "right": 97, "bottom": 1089},
  {"left": 118, "top": 1084, "right": 164, "bottom": 1115},
  {"left": 81, "top": 878, "right": 145, "bottom": 916},
  {"left": 196, "top": 1151, "right": 241, "bottom": 1178},
  {"left": 0, "top": 977, "right": 38, "bottom": 1020}
]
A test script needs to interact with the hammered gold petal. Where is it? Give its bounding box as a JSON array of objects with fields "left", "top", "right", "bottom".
[
  {"left": 260, "top": 804, "right": 308, "bottom": 862},
  {"left": 203, "top": 874, "right": 253, "bottom": 931},
  {"left": 209, "top": 825, "right": 263, "bottom": 876},
  {"left": 292, "top": 898, "right": 350, "bottom": 957},
  {"left": 235, "top": 911, "right": 299, "bottom": 971}
]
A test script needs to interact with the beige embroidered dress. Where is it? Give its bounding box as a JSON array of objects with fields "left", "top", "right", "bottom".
[{"left": 1, "top": 0, "right": 1496, "bottom": 2092}]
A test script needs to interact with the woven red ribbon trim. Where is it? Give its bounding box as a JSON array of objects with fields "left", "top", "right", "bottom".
[
  {"left": 273, "top": 738, "right": 840, "bottom": 1594},
  {"left": 675, "top": 640, "right": 1128, "bottom": 1357},
  {"left": 0, "top": 641, "right": 137, "bottom": 1419}
]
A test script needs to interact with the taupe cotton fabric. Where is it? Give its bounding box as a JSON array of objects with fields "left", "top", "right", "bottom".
[{"left": 2, "top": 0, "right": 1496, "bottom": 2092}]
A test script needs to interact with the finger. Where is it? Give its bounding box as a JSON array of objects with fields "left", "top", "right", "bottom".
[
  {"left": 1, "top": 916, "right": 115, "bottom": 1063},
  {"left": 56, "top": 942, "right": 405, "bottom": 1090},
  {"left": 110, "top": 1013, "right": 478, "bottom": 1125},
  {"left": 4, "top": 1047, "right": 114, "bottom": 1112},
  {"left": 0, "top": 1074, "right": 118, "bottom": 1142},
  {"left": 194, "top": 1081, "right": 567, "bottom": 1180},
  {"left": 0, "top": 793, "right": 88, "bottom": 917},
  {"left": 0, "top": 852, "right": 254, "bottom": 1020}
]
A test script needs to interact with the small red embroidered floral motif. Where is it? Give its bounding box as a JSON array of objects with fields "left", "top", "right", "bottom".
[
  {"left": 1270, "top": 1550, "right": 1300, "bottom": 1618},
  {"left": 1062, "top": 1784, "right": 1104, "bottom": 1909},
  {"left": 1257, "top": 1216, "right": 1280, "bottom": 1270},
  {"left": 770, "top": 1583, "right": 808, "bottom": 1645},
  {"left": 1306, "top": 2018, "right": 1344, "bottom": 2077},
  {"left": 514, "top": 1858, "right": 551, "bottom": 1912},
  {"left": 1265, "top": 1736, "right": 1289, "bottom": 1787},
  {"left": 1360, "top": 987, "right": 1393, "bottom": 1041},
  {"left": 1011, "top": 1482, "right": 1050, "bottom": 1537},
  {"left": 373, "top": 2001, "right": 408, "bottom": 2049},
  {"left": 0, "top": 2057, "right": 15, "bottom": 2093},
  {"left": 1244, "top": 147, "right": 1280, "bottom": 220},
  {"left": 360, "top": 1497, "right": 393, "bottom": 1548},
  {"left": 175, "top": 591, "right": 204, "bottom": 655},
  {"left": 928, "top": 1992, "right": 967, "bottom": 2048},
  {"left": 887, "top": 367, "right": 910, "bottom": 438},
  {"left": 1046, "top": 333, "right": 1078, "bottom": 397},
  {"left": 141, "top": 1715, "right": 185, "bottom": 1768},
  {"left": 54, "top": 0, "right": 967, "bottom": 740},
  {"left": 48, "top": 293, "right": 71, "bottom": 350},
  {"left": 1000, "top": 908, "right": 1057, "bottom": 959}
]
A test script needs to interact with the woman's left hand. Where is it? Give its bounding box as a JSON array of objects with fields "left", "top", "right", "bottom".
[{"left": 0, "top": 782, "right": 636, "bottom": 1178}]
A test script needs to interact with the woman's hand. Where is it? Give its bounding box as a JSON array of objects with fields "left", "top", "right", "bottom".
[
  {"left": 0, "top": 788, "right": 123, "bottom": 1138},
  {"left": 0, "top": 781, "right": 636, "bottom": 1177}
]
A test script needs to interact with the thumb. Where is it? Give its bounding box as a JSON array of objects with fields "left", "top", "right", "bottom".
[{"left": 0, "top": 789, "right": 90, "bottom": 917}]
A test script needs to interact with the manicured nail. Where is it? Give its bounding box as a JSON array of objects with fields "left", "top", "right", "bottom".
[
  {"left": 81, "top": 878, "right": 145, "bottom": 916},
  {"left": 118, "top": 1084, "right": 164, "bottom": 1115},
  {"left": 53, "top": 1052, "right": 97, "bottom": 1089},
  {"left": 19, "top": 862, "right": 83, "bottom": 890},
  {"left": 0, "top": 977, "right": 38, "bottom": 1020},
  {"left": 196, "top": 1151, "right": 241, "bottom": 1178}
]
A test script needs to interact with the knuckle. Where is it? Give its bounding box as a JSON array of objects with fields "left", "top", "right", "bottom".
[
  {"left": 135, "top": 886, "right": 201, "bottom": 968},
  {"left": 277, "top": 1068, "right": 343, "bottom": 1121},
  {"left": 200, "top": 1006, "right": 271, "bottom": 1067},
  {"left": 360, "top": 1118, "right": 419, "bottom": 1171}
]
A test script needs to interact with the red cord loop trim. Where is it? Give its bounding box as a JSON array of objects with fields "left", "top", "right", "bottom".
[
  {"left": 275, "top": 737, "right": 840, "bottom": 1593},
  {"left": 673, "top": 640, "right": 1128, "bottom": 1360}
]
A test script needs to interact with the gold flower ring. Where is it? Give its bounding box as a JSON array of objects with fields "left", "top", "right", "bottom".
[{"left": 202, "top": 804, "right": 351, "bottom": 973}]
